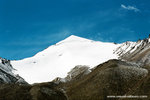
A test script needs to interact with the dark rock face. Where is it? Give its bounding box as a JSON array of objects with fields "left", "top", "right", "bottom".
[
  {"left": 0, "top": 82, "right": 67, "bottom": 100},
  {"left": 57, "top": 60, "right": 149, "bottom": 100},
  {"left": 0, "top": 57, "right": 27, "bottom": 84}
]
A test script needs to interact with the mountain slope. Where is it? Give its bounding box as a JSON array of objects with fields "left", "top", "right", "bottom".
[
  {"left": 56, "top": 59, "right": 148, "bottom": 100},
  {"left": 0, "top": 82, "right": 67, "bottom": 100},
  {"left": 11, "top": 35, "right": 120, "bottom": 84},
  {"left": 0, "top": 57, "right": 27, "bottom": 84},
  {"left": 114, "top": 36, "right": 150, "bottom": 66}
]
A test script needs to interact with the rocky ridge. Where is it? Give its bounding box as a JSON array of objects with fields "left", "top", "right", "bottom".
[
  {"left": 0, "top": 57, "right": 27, "bottom": 84},
  {"left": 114, "top": 35, "right": 150, "bottom": 66}
]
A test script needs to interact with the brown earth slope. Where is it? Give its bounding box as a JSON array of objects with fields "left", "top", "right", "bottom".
[
  {"left": 57, "top": 59, "right": 149, "bottom": 100},
  {"left": 0, "top": 82, "right": 67, "bottom": 100}
]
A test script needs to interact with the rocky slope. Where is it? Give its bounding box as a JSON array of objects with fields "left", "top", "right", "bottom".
[
  {"left": 114, "top": 35, "right": 150, "bottom": 66},
  {"left": 53, "top": 65, "right": 91, "bottom": 83},
  {"left": 0, "top": 57, "right": 27, "bottom": 84},
  {"left": 56, "top": 59, "right": 149, "bottom": 100},
  {"left": 0, "top": 82, "right": 67, "bottom": 100}
]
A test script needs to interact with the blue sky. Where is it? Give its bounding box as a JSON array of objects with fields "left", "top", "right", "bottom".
[{"left": 0, "top": 0, "right": 150, "bottom": 60}]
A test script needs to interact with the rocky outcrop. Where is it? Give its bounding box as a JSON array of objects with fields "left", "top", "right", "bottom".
[
  {"left": 114, "top": 35, "right": 150, "bottom": 66},
  {"left": 53, "top": 65, "right": 91, "bottom": 84},
  {"left": 0, "top": 57, "right": 27, "bottom": 84}
]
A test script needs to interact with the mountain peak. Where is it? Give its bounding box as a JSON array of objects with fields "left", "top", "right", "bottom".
[
  {"left": 66, "top": 35, "right": 88, "bottom": 41},
  {"left": 67, "top": 35, "right": 80, "bottom": 38},
  {"left": 58, "top": 35, "right": 90, "bottom": 44}
]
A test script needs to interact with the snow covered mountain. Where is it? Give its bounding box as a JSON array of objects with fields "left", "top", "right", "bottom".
[
  {"left": 11, "top": 35, "right": 120, "bottom": 84},
  {"left": 2, "top": 35, "right": 150, "bottom": 99}
]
